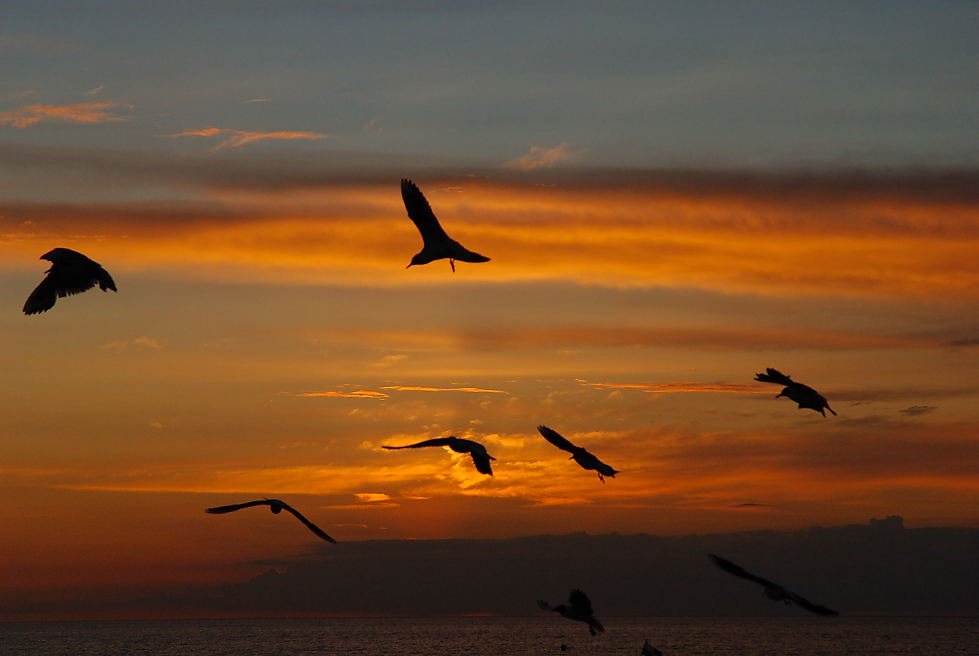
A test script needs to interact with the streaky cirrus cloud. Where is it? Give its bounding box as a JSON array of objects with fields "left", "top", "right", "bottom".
[
  {"left": 1, "top": 155, "right": 976, "bottom": 299},
  {"left": 503, "top": 142, "right": 580, "bottom": 171},
  {"left": 296, "top": 390, "right": 390, "bottom": 399},
  {"left": 296, "top": 385, "right": 507, "bottom": 399},
  {"left": 380, "top": 385, "right": 507, "bottom": 394},
  {"left": 163, "top": 127, "right": 328, "bottom": 151},
  {"left": 0, "top": 102, "right": 133, "bottom": 128},
  {"left": 577, "top": 380, "right": 770, "bottom": 394}
]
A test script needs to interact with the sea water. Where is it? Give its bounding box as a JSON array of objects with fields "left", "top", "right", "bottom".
[{"left": 1, "top": 616, "right": 976, "bottom": 655}]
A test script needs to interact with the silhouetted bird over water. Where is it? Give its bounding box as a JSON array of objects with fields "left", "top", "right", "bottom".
[
  {"left": 401, "top": 178, "right": 490, "bottom": 272},
  {"left": 537, "top": 425, "right": 619, "bottom": 482},
  {"left": 382, "top": 436, "right": 496, "bottom": 475},
  {"left": 23, "top": 248, "right": 116, "bottom": 315},
  {"left": 205, "top": 498, "right": 336, "bottom": 543},
  {"left": 754, "top": 367, "right": 836, "bottom": 416},
  {"left": 538, "top": 589, "right": 605, "bottom": 635},
  {"left": 708, "top": 553, "right": 839, "bottom": 616}
]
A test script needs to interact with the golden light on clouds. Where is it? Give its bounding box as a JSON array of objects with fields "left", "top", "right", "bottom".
[
  {"left": 2, "top": 173, "right": 975, "bottom": 299},
  {"left": 163, "top": 127, "right": 329, "bottom": 151},
  {"left": 0, "top": 101, "right": 133, "bottom": 128}
]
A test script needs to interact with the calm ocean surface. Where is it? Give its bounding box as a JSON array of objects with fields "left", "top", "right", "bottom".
[{"left": 2, "top": 616, "right": 976, "bottom": 655}]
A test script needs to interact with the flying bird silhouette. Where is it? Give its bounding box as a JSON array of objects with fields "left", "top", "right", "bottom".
[
  {"left": 537, "top": 589, "right": 605, "bottom": 636},
  {"left": 537, "top": 425, "right": 619, "bottom": 482},
  {"left": 382, "top": 436, "right": 496, "bottom": 475},
  {"left": 205, "top": 499, "right": 336, "bottom": 543},
  {"left": 708, "top": 553, "right": 839, "bottom": 616},
  {"left": 401, "top": 178, "right": 490, "bottom": 272},
  {"left": 641, "top": 639, "right": 664, "bottom": 656},
  {"left": 23, "top": 248, "right": 116, "bottom": 315},
  {"left": 754, "top": 368, "right": 836, "bottom": 416}
]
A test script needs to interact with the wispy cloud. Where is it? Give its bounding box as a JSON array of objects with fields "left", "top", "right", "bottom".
[
  {"left": 296, "top": 385, "right": 507, "bottom": 399},
  {"left": 99, "top": 336, "right": 165, "bottom": 352},
  {"left": 297, "top": 390, "right": 390, "bottom": 399},
  {"left": 900, "top": 405, "right": 937, "bottom": 416},
  {"left": 380, "top": 386, "right": 508, "bottom": 394},
  {"left": 578, "top": 380, "right": 770, "bottom": 394},
  {"left": 0, "top": 102, "right": 132, "bottom": 128},
  {"left": 503, "top": 142, "right": 580, "bottom": 171},
  {"left": 164, "top": 127, "right": 328, "bottom": 151},
  {"left": 86, "top": 85, "right": 105, "bottom": 96}
]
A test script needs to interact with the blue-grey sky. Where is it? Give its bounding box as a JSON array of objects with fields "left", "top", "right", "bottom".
[{"left": 2, "top": 1, "right": 976, "bottom": 166}]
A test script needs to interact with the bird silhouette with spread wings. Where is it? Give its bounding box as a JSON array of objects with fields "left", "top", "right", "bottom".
[
  {"left": 205, "top": 499, "right": 336, "bottom": 543},
  {"left": 23, "top": 248, "right": 116, "bottom": 315},
  {"left": 709, "top": 553, "right": 839, "bottom": 616},
  {"left": 382, "top": 436, "right": 496, "bottom": 475},
  {"left": 754, "top": 368, "right": 836, "bottom": 416},
  {"left": 538, "top": 589, "right": 605, "bottom": 636},
  {"left": 401, "top": 179, "right": 490, "bottom": 272},
  {"left": 537, "top": 425, "right": 618, "bottom": 482}
]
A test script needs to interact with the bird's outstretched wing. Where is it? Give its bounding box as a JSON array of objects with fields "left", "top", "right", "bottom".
[
  {"left": 538, "top": 425, "right": 578, "bottom": 453},
  {"left": 23, "top": 275, "right": 64, "bottom": 315},
  {"left": 708, "top": 553, "right": 777, "bottom": 588},
  {"left": 206, "top": 498, "right": 336, "bottom": 543},
  {"left": 278, "top": 500, "right": 337, "bottom": 543},
  {"left": 382, "top": 437, "right": 453, "bottom": 450},
  {"left": 402, "top": 179, "right": 450, "bottom": 247},
  {"left": 470, "top": 452, "right": 494, "bottom": 476},
  {"left": 205, "top": 499, "right": 272, "bottom": 514},
  {"left": 569, "top": 589, "right": 594, "bottom": 615},
  {"left": 784, "top": 590, "right": 839, "bottom": 617},
  {"left": 641, "top": 639, "right": 663, "bottom": 656},
  {"left": 754, "top": 368, "right": 794, "bottom": 386}
]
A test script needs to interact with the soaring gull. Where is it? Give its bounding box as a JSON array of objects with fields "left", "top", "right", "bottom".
[
  {"left": 382, "top": 436, "right": 496, "bottom": 475},
  {"left": 23, "top": 248, "right": 116, "bottom": 315},
  {"left": 205, "top": 498, "right": 336, "bottom": 543},
  {"left": 537, "top": 589, "right": 605, "bottom": 636},
  {"left": 754, "top": 368, "right": 836, "bottom": 417},
  {"left": 401, "top": 178, "right": 490, "bottom": 272},
  {"left": 537, "top": 425, "right": 619, "bottom": 482},
  {"left": 708, "top": 553, "right": 839, "bottom": 616}
]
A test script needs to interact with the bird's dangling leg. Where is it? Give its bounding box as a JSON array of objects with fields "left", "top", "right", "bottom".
[{"left": 450, "top": 258, "right": 456, "bottom": 272}]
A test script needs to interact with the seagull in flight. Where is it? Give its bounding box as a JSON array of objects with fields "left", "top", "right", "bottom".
[
  {"left": 537, "top": 425, "right": 618, "bottom": 482},
  {"left": 205, "top": 499, "right": 336, "bottom": 543},
  {"left": 708, "top": 553, "right": 839, "bottom": 616},
  {"left": 538, "top": 589, "right": 605, "bottom": 636},
  {"left": 401, "top": 179, "right": 490, "bottom": 272},
  {"left": 754, "top": 368, "right": 836, "bottom": 416},
  {"left": 382, "top": 436, "right": 496, "bottom": 475},
  {"left": 23, "top": 248, "right": 116, "bottom": 315}
]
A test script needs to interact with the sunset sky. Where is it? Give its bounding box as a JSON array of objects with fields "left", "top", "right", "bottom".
[{"left": 1, "top": 1, "right": 977, "bottom": 619}]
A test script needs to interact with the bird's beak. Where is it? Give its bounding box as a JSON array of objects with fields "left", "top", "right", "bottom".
[{"left": 406, "top": 263, "right": 414, "bottom": 269}]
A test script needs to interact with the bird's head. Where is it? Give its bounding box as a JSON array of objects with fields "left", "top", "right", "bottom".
[
  {"left": 40, "top": 247, "right": 79, "bottom": 263},
  {"left": 406, "top": 253, "right": 433, "bottom": 268}
]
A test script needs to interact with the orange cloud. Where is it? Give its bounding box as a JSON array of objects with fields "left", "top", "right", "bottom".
[
  {"left": 1, "top": 167, "right": 976, "bottom": 300},
  {"left": 0, "top": 102, "right": 132, "bottom": 128},
  {"left": 503, "top": 142, "right": 580, "bottom": 170},
  {"left": 164, "top": 127, "right": 328, "bottom": 151},
  {"left": 579, "top": 380, "right": 771, "bottom": 394},
  {"left": 380, "top": 386, "right": 508, "bottom": 394},
  {"left": 297, "top": 390, "right": 390, "bottom": 399}
]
